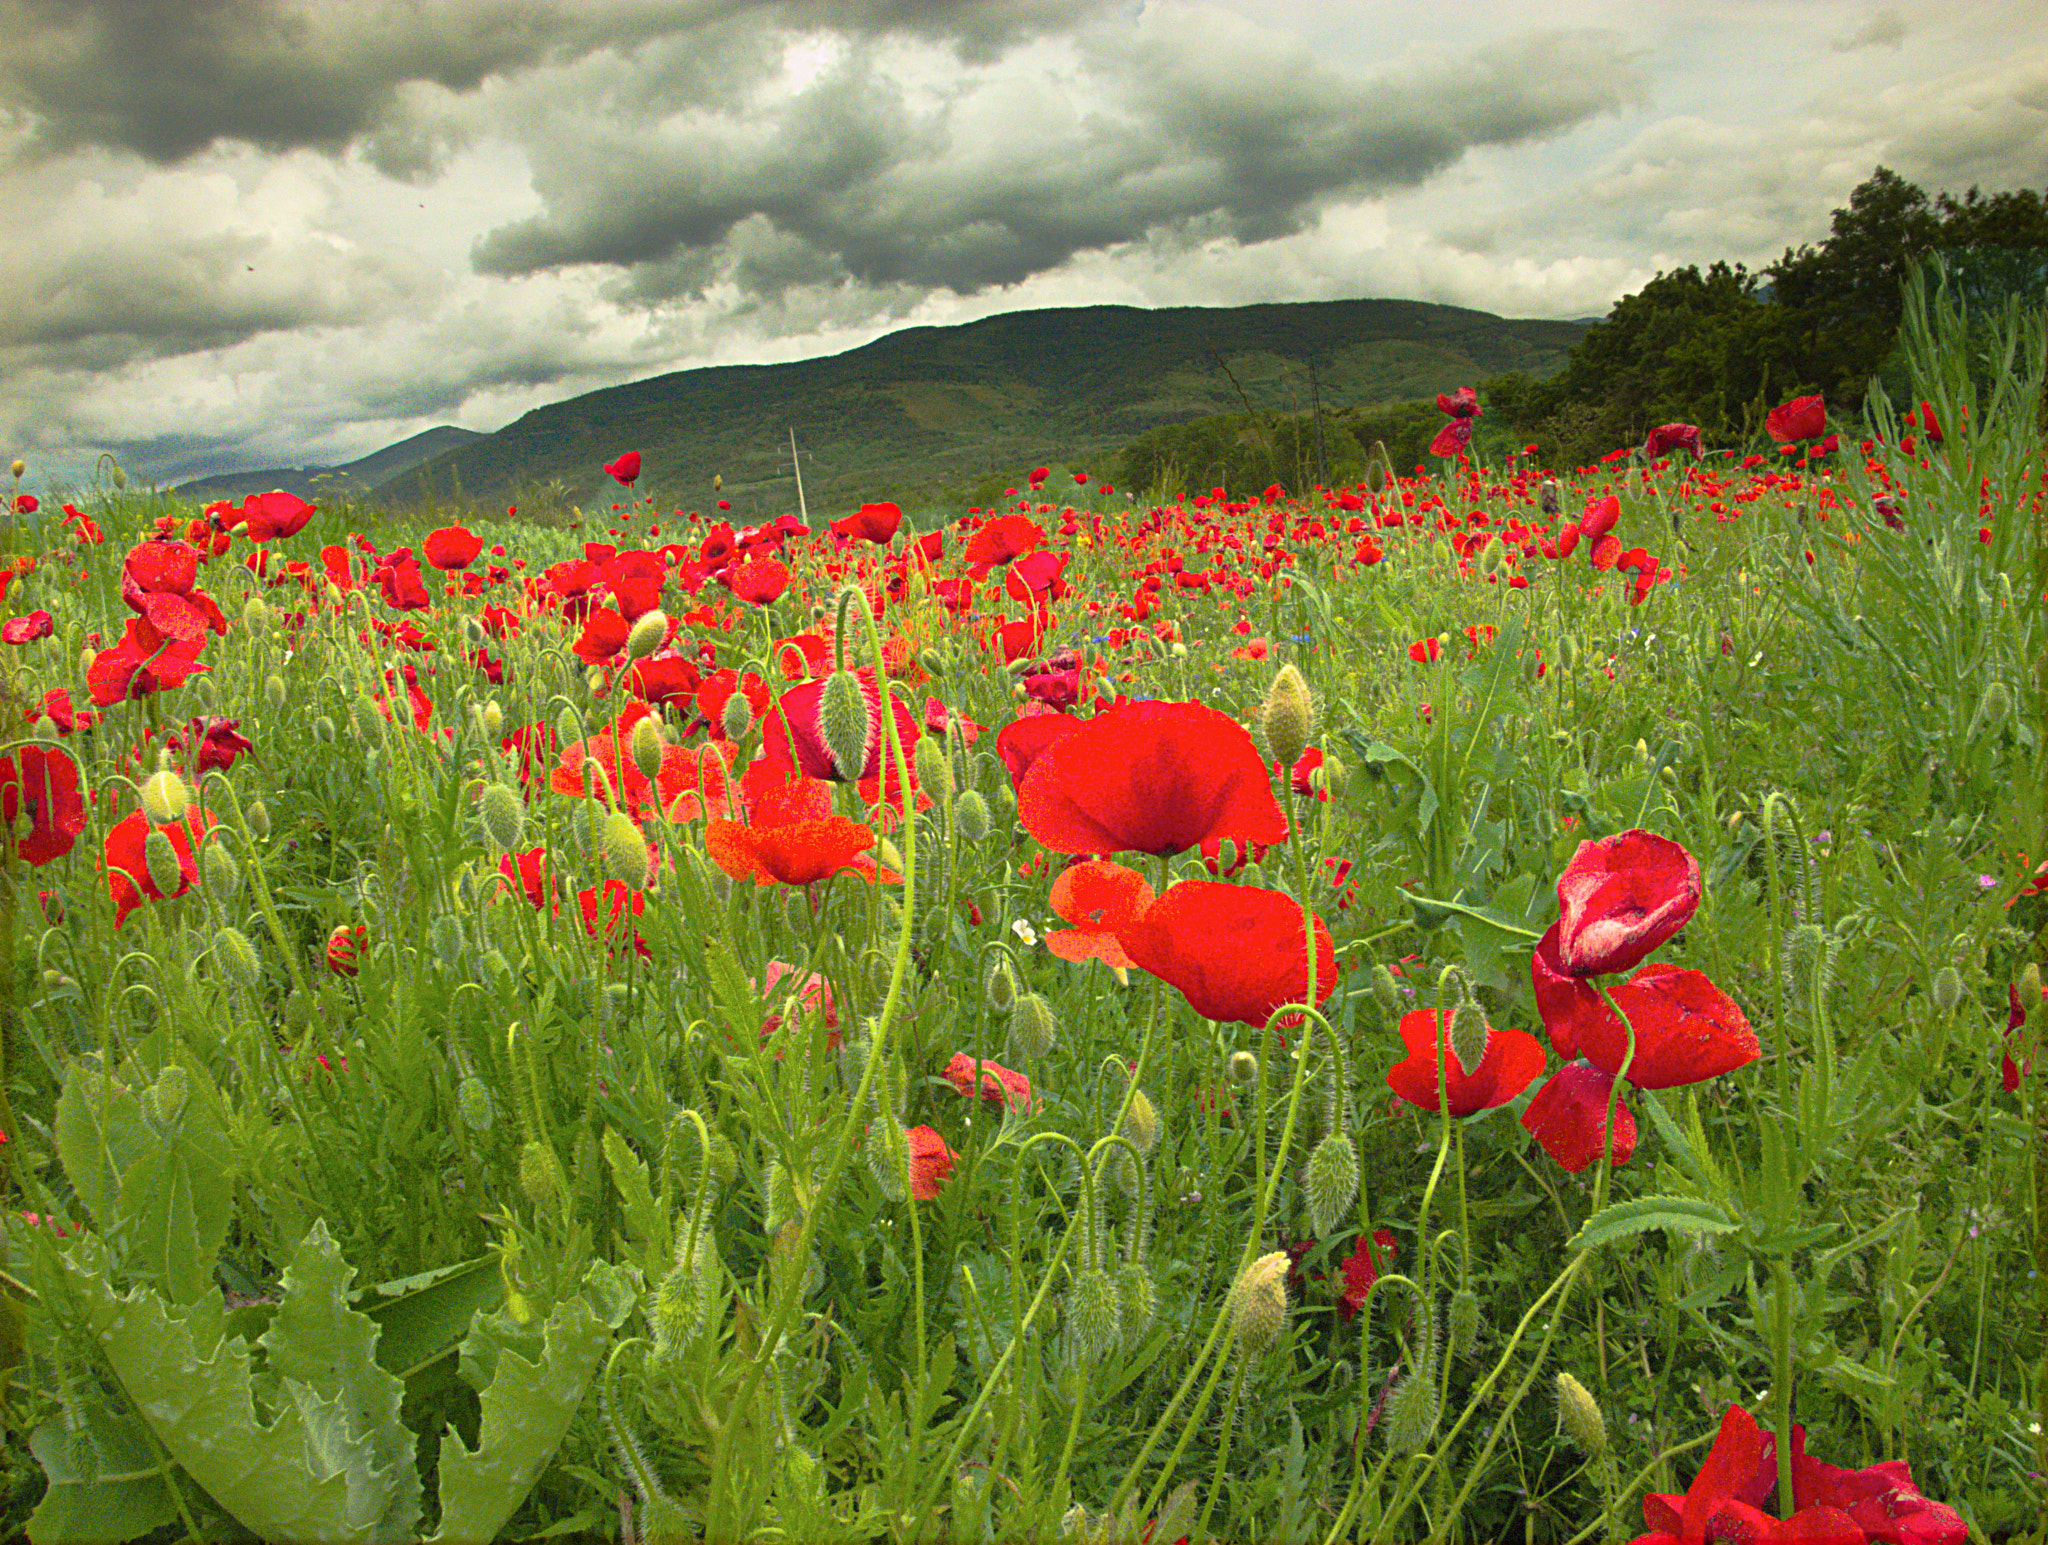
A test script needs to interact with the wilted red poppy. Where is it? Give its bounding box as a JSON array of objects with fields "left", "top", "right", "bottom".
[
  {"left": 995, "top": 711, "right": 1080, "bottom": 793},
  {"left": 104, "top": 808, "right": 212, "bottom": 928},
  {"left": 1116, "top": 880, "right": 1335, "bottom": 1028},
  {"left": 1643, "top": 423, "right": 1702, "bottom": 459},
  {"left": 907, "top": 1125, "right": 955, "bottom": 1200},
  {"left": 1017, "top": 700, "right": 1287, "bottom": 858},
  {"left": 1555, "top": 829, "right": 1701, "bottom": 976},
  {"left": 0, "top": 746, "right": 87, "bottom": 866},
  {"left": 1045, "top": 859, "right": 1155, "bottom": 969},
  {"left": 943, "top": 1052, "right": 1035, "bottom": 1112},
  {"left": 2003, "top": 980, "right": 2044, "bottom": 1093},
  {"left": 605, "top": 451, "right": 641, "bottom": 486},
  {"left": 1520, "top": 1061, "right": 1636, "bottom": 1173},
  {"left": 1765, "top": 394, "right": 1827, "bottom": 444},
  {"left": 423, "top": 525, "right": 483, "bottom": 570},
  {"left": 1337, "top": 1229, "right": 1399, "bottom": 1320},
  {"left": 1385, "top": 1009, "right": 1546, "bottom": 1117},
  {"left": 326, "top": 923, "right": 367, "bottom": 976},
  {"left": 705, "top": 814, "right": 881, "bottom": 887},
  {"left": 1, "top": 608, "right": 53, "bottom": 644}
]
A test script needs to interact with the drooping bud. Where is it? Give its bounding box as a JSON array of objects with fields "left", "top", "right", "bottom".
[
  {"left": 264, "top": 674, "right": 287, "bottom": 710},
  {"left": 1383, "top": 1367, "right": 1440, "bottom": 1455},
  {"left": 1120, "top": 1087, "right": 1160, "bottom": 1158},
  {"left": 1448, "top": 1288, "right": 1480, "bottom": 1357},
  {"left": 1261, "top": 664, "right": 1313, "bottom": 768},
  {"left": 1555, "top": 1372, "right": 1607, "bottom": 1456},
  {"left": 1117, "top": 1261, "right": 1157, "bottom": 1352},
  {"left": 1449, "top": 998, "right": 1491, "bottom": 1076},
  {"left": 2021, "top": 962, "right": 2044, "bottom": 1010},
  {"left": 555, "top": 705, "right": 585, "bottom": 755},
  {"left": 243, "top": 596, "right": 270, "bottom": 635},
  {"left": 954, "top": 789, "right": 992, "bottom": 844},
  {"left": 313, "top": 715, "right": 337, "bottom": 744},
  {"left": 141, "top": 768, "right": 190, "bottom": 825},
  {"left": 482, "top": 700, "right": 504, "bottom": 738},
  {"left": 1969, "top": 680, "right": 2013, "bottom": 740},
  {"left": 720, "top": 690, "right": 753, "bottom": 741},
  {"left": 1371, "top": 964, "right": 1402, "bottom": 1019},
  {"left": 1229, "top": 1251, "right": 1292, "bottom": 1357},
  {"left": 247, "top": 799, "right": 271, "bottom": 839},
  {"left": 817, "top": 669, "right": 871, "bottom": 781},
  {"left": 149, "top": 1065, "right": 189, "bottom": 1124},
  {"left": 986, "top": 959, "right": 1017, "bottom": 1012},
  {"left": 914, "top": 737, "right": 953, "bottom": 799},
  {"left": 1930, "top": 965, "right": 1964, "bottom": 1015},
  {"left": 194, "top": 676, "right": 221, "bottom": 713},
  {"left": 867, "top": 1120, "right": 912, "bottom": 1202},
  {"left": 457, "top": 1075, "right": 494, "bottom": 1131},
  {"left": 1064, "top": 1267, "right": 1123, "bottom": 1367},
  {"left": 652, "top": 1223, "right": 721, "bottom": 1359},
  {"left": 599, "top": 810, "right": 648, "bottom": 888},
  {"left": 630, "top": 715, "right": 665, "bottom": 781},
  {"left": 143, "top": 829, "right": 185, "bottom": 896},
  {"left": 202, "top": 841, "right": 240, "bottom": 898},
  {"left": 479, "top": 783, "right": 525, "bottom": 852},
  {"left": 626, "top": 609, "right": 669, "bottom": 662},
  {"left": 1303, "top": 1132, "right": 1359, "bottom": 1238},
  {"left": 215, "top": 926, "right": 261, "bottom": 987},
  {"left": 1009, "top": 990, "right": 1058, "bottom": 1058},
  {"left": 430, "top": 915, "right": 466, "bottom": 971}
]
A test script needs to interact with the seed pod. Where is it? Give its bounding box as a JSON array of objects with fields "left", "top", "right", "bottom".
[
  {"left": 1449, "top": 998, "right": 1491, "bottom": 1076},
  {"left": 630, "top": 715, "right": 665, "bottom": 781},
  {"left": 954, "top": 788, "right": 991, "bottom": 844},
  {"left": 1303, "top": 1132, "right": 1359, "bottom": 1238},
  {"left": 140, "top": 769, "right": 190, "bottom": 825},
  {"left": 1261, "top": 664, "right": 1313, "bottom": 768},
  {"left": 1448, "top": 1288, "right": 1480, "bottom": 1357},
  {"left": 479, "top": 783, "right": 525, "bottom": 852},
  {"left": 817, "top": 669, "right": 871, "bottom": 781},
  {"left": 1556, "top": 1372, "right": 1607, "bottom": 1456},
  {"left": 1117, "top": 1261, "right": 1157, "bottom": 1352},
  {"left": 1064, "top": 1268, "right": 1123, "bottom": 1367},
  {"left": 719, "top": 690, "right": 753, "bottom": 740},
  {"left": 247, "top": 799, "right": 270, "bottom": 839},
  {"left": 625, "top": 609, "right": 669, "bottom": 661},
  {"left": 143, "top": 829, "right": 185, "bottom": 896},
  {"left": 202, "top": 841, "right": 240, "bottom": 897},
  {"left": 1229, "top": 1251, "right": 1292, "bottom": 1357},
  {"left": 1930, "top": 965, "right": 1963, "bottom": 1014},
  {"left": 1009, "top": 990, "right": 1059, "bottom": 1057},
  {"left": 1383, "top": 1366, "right": 1440, "bottom": 1455},
  {"left": 215, "top": 926, "right": 261, "bottom": 987},
  {"left": 457, "top": 1075, "right": 494, "bottom": 1132}
]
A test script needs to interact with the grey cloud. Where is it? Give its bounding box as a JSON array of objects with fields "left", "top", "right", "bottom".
[
  {"left": 1834, "top": 9, "right": 1906, "bottom": 50},
  {"left": 473, "top": 18, "right": 1646, "bottom": 306}
]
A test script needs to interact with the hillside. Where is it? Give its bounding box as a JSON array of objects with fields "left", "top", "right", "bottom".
[
  {"left": 171, "top": 425, "right": 485, "bottom": 503},
  {"left": 371, "top": 298, "right": 1587, "bottom": 518}
]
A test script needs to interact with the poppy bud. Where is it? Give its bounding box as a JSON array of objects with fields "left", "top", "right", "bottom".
[
  {"left": 1969, "top": 680, "right": 2013, "bottom": 740},
  {"left": 2022, "top": 962, "right": 2043, "bottom": 1009},
  {"left": 1449, "top": 998, "right": 1490, "bottom": 1076},
  {"left": 481, "top": 700, "right": 504, "bottom": 738},
  {"left": 313, "top": 714, "right": 336, "bottom": 744},
  {"left": 877, "top": 836, "right": 905, "bottom": 875},
  {"left": 818, "top": 669, "right": 871, "bottom": 782},
  {"left": 243, "top": 596, "right": 270, "bottom": 635},
  {"left": 141, "top": 769, "right": 191, "bottom": 825},
  {"left": 517, "top": 1139, "right": 558, "bottom": 1205},
  {"left": 479, "top": 783, "right": 525, "bottom": 852},
  {"left": 1261, "top": 664, "right": 1313, "bottom": 768},
  {"left": 214, "top": 926, "right": 261, "bottom": 987},
  {"left": 652, "top": 1224, "right": 720, "bottom": 1359},
  {"left": 986, "top": 959, "right": 1016, "bottom": 1011},
  {"left": 555, "top": 704, "right": 584, "bottom": 754},
  {"left": 1229, "top": 1251, "right": 1292, "bottom": 1356},
  {"left": 1558, "top": 634, "right": 1580, "bottom": 671},
  {"left": 1370, "top": 964, "right": 1402, "bottom": 1019},
  {"left": 260, "top": 673, "right": 285, "bottom": 711},
  {"left": 600, "top": 809, "right": 650, "bottom": 888},
  {"left": 719, "top": 690, "right": 752, "bottom": 740},
  {"left": 771, "top": 1217, "right": 823, "bottom": 1302},
  {"left": 349, "top": 694, "right": 384, "bottom": 741},
  {"left": 626, "top": 608, "right": 669, "bottom": 661},
  {"left": 918, "top": 648, "right": 946, "bottom": 677},
  {"left": 1556, "top": 1372, "right": 1606, "bottom": 1456},
  {"left": 1304, "top": 1131, "right": 1359, "bottom": 1238},
  {"left": 1930, "top": 965, "right": 1963, "bottom": 1014},
  {"left": 1117, "top": 1261, "right": 1157, "bottom": 1352},
  {"left": 457, "top": 1075, "right": 494, "bottom": 1131},
  {"left": 10, "top": 458, "right": 24, "bottom": 478},
  {"left": 584, "top": 667, "right": 607, "bottom": 695},
  {"left": 1065, "top": 1267, "right": 1123, "bottom": 1367},
  {"left": 1383, "top": 1367, "right": 1439, "bottom": 1455},
  {"left": 430, "top": 916, "right": 465, "bottom": 971},
  {"left": 142, "top": 829, "right": 184, "bottom": 896},
  {"left": 247, "top": 799, "right": 270, "bottom": 839},
  {"left": 1009, "top": 990, "right": 1059, "bottom": 1057},
  {"left": 325, "top": 923, "right": 364, "bottom": 976},
  {"left": 194, "top": 676, "right": 221, "bottom": 713},
  {"left": 1227, "top": 1049, "right": 1259, "bottom": 1085},
  {"left": 1449, "top": 1287, "right": 1479, "bottom": 1357},
  {"left": 202, "top": 842, "right": 240, "bottom": 897},
  {"left": 868, "top": 1120, "right": 912, "bottom": 1202},
  {"left": 954, "top": 789, "right": 991, "bottom": 844},
  {"left": 914, "top": 737, "right": 953, "bottom": 799},
  {"left": 764, "top": 1161, "right": 801, "bottom": 1234},
  {"left": 630, "top": 715, "right": 665, "bottom": 781}
]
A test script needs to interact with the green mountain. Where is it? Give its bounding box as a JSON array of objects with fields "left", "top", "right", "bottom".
[
  {"left": 171, "top": 425, "right": 485, "bottom": 503},
  {"left": 372, "top": 298, "right": 1588, "bottom": 520}
]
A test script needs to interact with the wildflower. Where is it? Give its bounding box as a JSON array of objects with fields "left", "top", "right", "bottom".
[
  {"left": 1765, "top": 394, "right": 1827, "bottom": 445},
  {"left": 1430, "top": 387, "right": 1481, "bottom": 458},
  {"left": 829, "top": 501, "right": 902, "bottom": 546},
  {"left": 326, "top": 924, "right": 367, "bottom": 976},
  {"left": 1336, "top": 1229, "right": 1399, "bottom": 1319},
  {"left": 0, "top": 746, "right": 87, "bottom": 866},
  {"left": 104, "top": 808, "right": 212, "bottom": 928},
  {"left": 1115, "top": 880, "right": 1334, "bottom": 1029},
  {"left": 605, "top": 451, "right": 642, "bottom": 486},
  {"left": 1644, "top": 423, "right": 1703, "bottom": 459},
  {"left": 906, "top": 1126, "right": 955, "bottom": 1200},
  {"left": 423, "top": 525, "right": 482, "bottom": 570},
  {"left": 942, "top": 1052, "right": 1035, "bottom": 1112},
  {"left": 1384, "top": 1009, "right": 1545, "bottom": 1117},
  {"left": 1519, "top": 1061, "right": 1636, "bottom": 1173},
  {"left": 1555, "top": 829, "right": 1702, "bottom": 976},
  {"left": 1044, "top": 859, "right": 1155, "bottom": 969}
]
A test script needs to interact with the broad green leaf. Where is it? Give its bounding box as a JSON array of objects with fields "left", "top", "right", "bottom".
[
  {"left": 359, "top": 1256, "right": 505, "bottom": 1397},
  {"left": 1570, "top": 1194, "right": 1738, "bottom": 1254},
  {"left": 53, "top": 1066, "right": 152, "bottom": 1238},
  {"left": 430, "top": 1260, "right": 637, "bottom": 1545},
  {"left": 26, "top": 1405, "right": 180, "bottom": 1545}
]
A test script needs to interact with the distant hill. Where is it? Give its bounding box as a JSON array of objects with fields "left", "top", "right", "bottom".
[
  {"left": 370, "top": 298, "right": 1588, "bottom": 520},
  {"left": 171, "top": 425, "right": 485, "bottom": 503}
]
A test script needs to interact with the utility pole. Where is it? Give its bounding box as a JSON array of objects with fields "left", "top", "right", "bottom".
[
  {"left": 786, "top": 428, "right": 809, "bottom": 524},
  {"left": 1309, "top": 361, "right": 1329, "bottom": 487}
]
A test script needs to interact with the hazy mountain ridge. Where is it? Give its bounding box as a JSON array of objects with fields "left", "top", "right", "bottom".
[{"left": 170, "top": 425, "right": 486, "bottom": 503}]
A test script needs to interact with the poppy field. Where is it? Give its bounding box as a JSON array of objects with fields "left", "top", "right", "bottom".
[{"left": 1, "top": 283, "right": 2045, "bottom": 1544}]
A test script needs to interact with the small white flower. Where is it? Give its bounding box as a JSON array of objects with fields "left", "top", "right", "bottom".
[{"left": 1012, "top": 918, "right": 1039, "bottom": 947}]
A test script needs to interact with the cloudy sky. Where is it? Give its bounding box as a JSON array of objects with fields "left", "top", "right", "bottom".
[{"left": 3, "top": 0, "right": 2044, "bottom": 491}]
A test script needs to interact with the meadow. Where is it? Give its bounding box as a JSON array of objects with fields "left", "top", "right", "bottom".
[{"left": 0, "top": 272, "right": 2044, "bottom": 1545}]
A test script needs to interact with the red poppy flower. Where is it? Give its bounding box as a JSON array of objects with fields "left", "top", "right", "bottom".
[
  {"left": 1385, "top": 1009, "right": 1546, "bottom": 1117},
  {"left": 1, "top": 608, "right": 52, "bottom": 644},
  {"left": 725, "top": 556, "right": 790, "bottom": 606},
  {"left": 2004, "top": 980, "right": 2045, "bottom": 1093},
  {"left": 1337, "top": 1229, "right": 1399, "bottom": 1320},
  {"left": 1765, "top": 394, "right": 1827, "bottom": 444},
  {"left": 1589, "top": 534, "right": 1622, "bottom": 570},
  {"left": 1429, "top": 386, "right": 1481, "bottom": 457},
  {"left": 423, "top": 525, "right": 483, "bottom": 570},
  {"left": 1116, "top": 880, "right": 1334, "bottom": 1029},
  {"left": 1580, "top": 495, "right": 1620, "bottom": 542},
  {"left": 88, "top": 618, "right": 210, "bottom": 706},
  {"left": 1643, "top": 423, "right": 1702, "bottom": 459},
  {"left": 907, "top": 1125, "right": 956, "bottom": 1200},
  {"left": 1540, "top": 955, "right": 1759, "bottom": 1091},
  {"left": 759, "top": 960, "right": 840, "bottom": 1047},
  {"left": 497, "top": 847, "right": 556, "bottom": 911},
  {"left": 995, "top": 711, "right": 1080, "bottom": 793},
  {"left": 943, "top": 1052, "right": 1035, "bottom": 1112},
  {"left": 605, "top": 451, "right": 641, "bottom": 486},
  {"left": 185, "top": 716, "right": 255, "bottom": 776},
  {"left": 705, "top": 814, "right": 881, "bottom": 887},
  {"left": 1787, "top": 1435, "right": 1967, "bottom": 1543},
  {"left": 1045, "top": 859, "right": 1155, "bottom": 969},
  {"left": 1555, "top": 829, "right": 1701, "bottom": 976},
  {"left": 240, "top": 490, "right": 316, "bottom": 541},
  {"left": 326, "top": 924, "right": 367, "bottom": 976},
  {"left": 376, "top": 554, "right": 431, "bottom": 611},
  {"left": 1407, "top": 637, "right": 1442, "bottom": 664},
  {"left": 578, "top": 880, "right": 651, "bottom": 958},
  {"left": 1519, "top": 1061, "right": 1636, "bottom": 1173},
  {"left": 104, "top": 808, "right": 212, "bottom": 928},
  {"left": 830, "top": 501, "right": 902, "bottom": 545},
  {"left": 0, "top": 746, "right": 87, "bottom": 866},
  {"left": 963, "top": 514, "right": 1046, "bottom": 576},
  {"left": 1017, "top": 700, "right": 1288, "bottom": 858}
]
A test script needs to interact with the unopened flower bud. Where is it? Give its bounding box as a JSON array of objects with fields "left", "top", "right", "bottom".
[
  {"left": 1371, "top": 964, "right": 1402, "bottom": 1018},
  {"left": 1120, "top": 1087, "right": 1160, "bottom": 1156},
  {"left": 1556, "top": 1371, "right": 1606, "bottom": 1456},
  {"left": 1227, "top": 1049, "right": 1259, "bottom": 1085},
  {"left": 2021, "top": 962, "right": 2043, "bottom": 1009},
  {"left": 479, "top": 783, "right": 525, "bottom": 851},
  {"left": 1930, "top": 965, "right": 1964, "bottom": 1014},
  {"left": 1383, "top": 1367, "right": 1440, "bottom": 1455},
  {"left": 1117, "top": 1261, "right": 1157, "bottom": 1352},
  {"left": 720, "top": 690, "right": 753, "bottom": 740},
  {"left": 630, "top": 714, "right": 665, "bottom": 781},
  {"left": 243, "top": 596, "right": 270, "bottom": 634},
  {"left": 1304, "top": 1132, "right": 1359, "bottom": 1238},
  {"left": 652, "top": 1224, "right": 720, "bottom": 1357},
  {"left": 143, "top": 829, "right": 185, "bottom": 896},
  {"left": 194, "top": 676, "right": 221, "bottom": 713},
  {"left": 914, "top": 737, "right": 953, "bottom": 799},
  {"left": 1065, "top": 1267, "right": 1122, "bottom": 1367},
  {"left": 257, "top": 673, "right": 284, "bottom": 711},
  {"left": 1009, "top": 990, "right": 1059, "bottom": 1058},
  {"left": 1229, "top": 1251, "right": 1292, "bottom": 1356},
  {"left": 555, "top": 705, "right": 585, "bottom": 754},
  {"left": 817, "top": 670, "right": 871, "bottom": 781},
  {"left": 214, "top": 926, "right": 261, "bottom": 987},
  {"left": 1970, "top": 680, "right": 2013, "bottom": 740},
  {"left": 313, "top": 714, "right": 337, "bottom": 744},
  {"left": 867, "top": 1120, "right": 912, "bottom": 1202},
  {"left": 626, "top": 609, "right": 669, "bottom": 661},
  {"left": 986, "top": 960, "right": 1017, "bottom": 1012},
  {"left": 457, "top": 1075, "right": 494, "bottom": 1131},
  {"left": 150, "top": 1065, "right": 189, "bottom": 1124},
  {"left": 954, "top": 788, "right": 992, "bottom": 844},
  {"left": 10, "top": 458, "right": 24, "bottom": 478},
  {"left": 141, "top": 769, "right": 191, "bottom": 825},
  {"left": 482, "top": 700, "right": 504, "bottom": 738},
  {"left": 202, "top": 841, "right": 240, "bottom": 897},
  {"left": 518, "top": 1139, "right": 558, "bottom": 1205},
  {"left": 600, "top": 809, "right": 650, "bottom": 888},
  {"left": 1449, "top": 999, "right": 1491, "bottom": 1076},
  {"left": 1449, "top": 1287, "right": 1480, "bottom": 1357},
  {"left": 1261, "top": 664, "right": 1313, "bottom": 768},
  {"left": 246, "top": 799, "right": 270, "bottom": 840}
]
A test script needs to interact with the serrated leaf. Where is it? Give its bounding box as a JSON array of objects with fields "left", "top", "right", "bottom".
[
  {"left": 430, "top": 1261, "right": 637, "bottom": 1545},
  {"left": 53, "top": 1067, "right": 152, "bottom": 1239},
  {"left": 1570, "top": 1194, "right": 1738, "bottom": 1253},
  {"left": 602, "top": 1127, "right": 666, "bottom": 1267},
  {"left": 359, "top": 1256, "right": 504, "bottom": 1397},
  {"left": 26, "top": 1405, "right": 180, "bottom": 1545}
]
